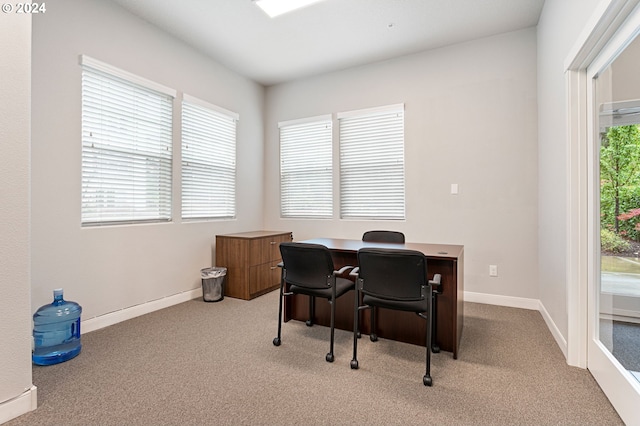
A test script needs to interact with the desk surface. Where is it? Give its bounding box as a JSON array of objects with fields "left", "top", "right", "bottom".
[{"left": 299, "top": 238, "right": 464, "bottom": 260}]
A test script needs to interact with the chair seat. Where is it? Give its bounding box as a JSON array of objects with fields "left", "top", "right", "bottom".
[
  {"left": 290, "top": 277, "right": 353, "bottom": 299},
  {"left": 363, "top": 294, "right": 429, "bottom": 314}
]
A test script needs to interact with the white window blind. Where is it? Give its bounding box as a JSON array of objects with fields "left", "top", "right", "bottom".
[
  {"left": 338, "top": 104, "right": 405, "bottom": 220},
  {"left": 280, "top": 116, "right": 333, "bottom": 218},
  {"left": 81, "top": 56, "right": 174, "bottom": 226},
  {"left": 181, "top": 95, "right": 238, "bottom": 219}
]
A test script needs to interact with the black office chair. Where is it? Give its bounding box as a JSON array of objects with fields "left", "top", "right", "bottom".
[
  {"left": 350, "top": 248, "right": 434, "bottom": 386},
  {"left": 362, "top": 230, "right": 405, "bottom": 244},
  {"left": 273, "top": 242, "right": 355, "bottom": 362},
  {"left": 361, "top": 231, "right": 441, "bottom": 353},
  {"left": 360, "top": 231, "right": 404, "bottom": 337}
]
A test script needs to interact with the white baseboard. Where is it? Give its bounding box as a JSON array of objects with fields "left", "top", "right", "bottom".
[
  {"left": 464, "top": 291, "right": 540, "bottom": 310},
  {"left": 612, "top": 307, "right": 640, "bottom": 321},
  {"left": 82, "top": 288, "right": 202, "bottom": 334},
  {"left": 600, "top": 312, "right": 640, "bottom": 324},
  {"left": 0, "top": 385, "right": 37, "bottom": 425},
  {"left": 538, "top": 301, "right": 569, "bottom": 358}
]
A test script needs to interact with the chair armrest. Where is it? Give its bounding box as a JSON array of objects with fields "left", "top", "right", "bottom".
[
  {"left": 349, "top": 267, "right": 360, "bottom": 279},
  {"left": 335, "top": 265, "right": 355, "bottom": 276},
  {"left": 428, "top": 273, "right": 442, "bottom": 286}
]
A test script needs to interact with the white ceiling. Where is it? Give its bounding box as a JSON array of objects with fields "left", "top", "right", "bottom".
[{"left": 110, "top": 0, "right": 545, "bottom": 86}]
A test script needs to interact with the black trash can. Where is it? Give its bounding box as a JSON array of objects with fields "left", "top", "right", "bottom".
[{"left": 201, "top": 267, "right": 227, "bottom": 302}]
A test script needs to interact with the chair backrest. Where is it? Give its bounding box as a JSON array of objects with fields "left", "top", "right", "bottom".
[
  {"left": 357, "top": 248, "right": 427, "bottom": 301},
  {"left": 279, "top": 242, "right": 335, "bottom": 289},
  {"left": 362, "top": 230, "right": 405, "bottom": 244}
]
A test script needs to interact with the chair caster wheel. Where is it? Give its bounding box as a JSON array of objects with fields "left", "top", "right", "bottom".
[
  {"left": 423, "top": 375, "right": 432, "bottom": 386},
  {"left": 326, "top": 353, "right": 334, "bottom": 363},
  {"left": 431, "top": 344, "right": 440, "bottom": 353},
  {"left": 306, "top": 320, "right": 313, "bottom": 327},
  {"left": 273, "top": 337, "right": 281, "bottom": 346},
  {"left": 356, "top": 331, "right": 361, "bottom": 338},
  {"left": 350, "top": 359, "right": 359, "bottom": 369},
  {"left": 370, "top": 333, "right": 378, "bottom": 342}
]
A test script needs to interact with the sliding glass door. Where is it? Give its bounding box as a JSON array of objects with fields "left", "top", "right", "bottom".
[
  {"left": 597, "top": 52, "right": 640, "bottom": 381},
  {"left": 586, "top": 4, "right": 640, "bottom": 420}
]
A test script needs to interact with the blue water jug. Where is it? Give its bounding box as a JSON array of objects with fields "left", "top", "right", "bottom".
[{"left": 32, "top": 288, "right": 82, "bottom": 365}]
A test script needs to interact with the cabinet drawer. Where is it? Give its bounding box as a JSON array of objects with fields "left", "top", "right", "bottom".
[
  {"left": 250, "top": 234, "right": 289, "bottom": 264},
  {"left": 249, "top": 262, "right": 281, "bottom": 297}
]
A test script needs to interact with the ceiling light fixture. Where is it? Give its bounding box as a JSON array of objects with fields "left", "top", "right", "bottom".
[{"left": 254, "top": 0, "right": 324, "bottom": 18}]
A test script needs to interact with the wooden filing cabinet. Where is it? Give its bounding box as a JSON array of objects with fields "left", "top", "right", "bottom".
[{"left": 215, "top": 231, "right": 293, "bottom": 300}]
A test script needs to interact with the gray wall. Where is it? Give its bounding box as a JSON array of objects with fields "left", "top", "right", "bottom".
[
  {"left": 31, "top": 0, "right": 265, "bottom": 320},
  {"left": 612, "top": 35, "right": 640, "bottom": 102},
  {"left": 0, "top": 11, "right": 34, "bottom": 420},
  {"left": 536, "top": 0, "right": 603, "bottom": 351},
  {"left": 264, "top": 28, "right": 540, "bottom": 301}
]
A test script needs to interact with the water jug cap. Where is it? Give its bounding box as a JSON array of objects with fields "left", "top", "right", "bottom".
[{"left": 53, "top": 288, "right": 63, "bottom": 297}]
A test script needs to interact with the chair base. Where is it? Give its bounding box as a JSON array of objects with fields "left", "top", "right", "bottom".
[{"left": 423, "top": 374, "right": 432, "bottom": 386}]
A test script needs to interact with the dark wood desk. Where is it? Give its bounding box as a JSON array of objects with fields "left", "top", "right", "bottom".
[{"left": 283, "top": 238, "right": 464, "bottom": 359}]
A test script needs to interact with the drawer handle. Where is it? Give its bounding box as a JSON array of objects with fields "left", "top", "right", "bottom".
[
  {"left": 270, "top": 241, "right": 277, "bottom": 245},
  {"left": 270, "top": 266, "right": 278, "bottom": 270}
]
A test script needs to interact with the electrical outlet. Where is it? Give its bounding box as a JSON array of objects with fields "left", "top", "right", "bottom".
[{"left": 489, "top": 265, "right": 498, "bottom": 277}]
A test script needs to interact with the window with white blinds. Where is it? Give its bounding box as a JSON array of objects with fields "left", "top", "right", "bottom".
[
  {"left": 280, "top": 116, "right": 333, "bottom": 218},
  {"left": 181, "top": 95, "right": 238, "bottom": 219},
  {"left": 81, "top": 56, "right": 175, "bottom": 226},
  {"left": 338, "top": 104, "right": 405, "bottom": 220}
]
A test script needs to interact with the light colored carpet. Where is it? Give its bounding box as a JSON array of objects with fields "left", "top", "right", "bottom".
[{"left": 8, "top": 290, "right": 623, "bottom": 425}]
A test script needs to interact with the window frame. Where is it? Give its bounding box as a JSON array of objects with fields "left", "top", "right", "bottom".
[{"left": 80, "top": 55, "right": 176, "bottom": 227}]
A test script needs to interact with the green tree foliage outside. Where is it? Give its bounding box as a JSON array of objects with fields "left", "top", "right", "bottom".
[
  {"left": 600, "top": 124, "right": 640, "bottom": 242},
  {"left": 601, "top": 228, "right": 631, "bottom": 253}
]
